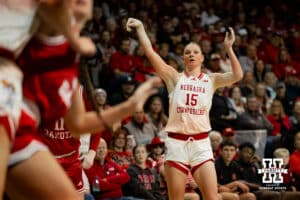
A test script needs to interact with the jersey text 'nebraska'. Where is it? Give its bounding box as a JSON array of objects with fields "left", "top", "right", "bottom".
[{"left": 180, "top": 84, "right": 206, "bottom": 93}]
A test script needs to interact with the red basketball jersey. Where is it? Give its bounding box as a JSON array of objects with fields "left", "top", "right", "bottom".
[{"left": 18, "top": 35, "right": 79, "bottom": 126}]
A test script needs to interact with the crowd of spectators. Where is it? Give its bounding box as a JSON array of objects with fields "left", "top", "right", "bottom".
[{"left": 80, "top": 0, "right": 300, "bottom": 199}]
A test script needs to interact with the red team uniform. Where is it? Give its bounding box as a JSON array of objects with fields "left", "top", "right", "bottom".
[
  {"left": 12, "top": 34, "right": 101, "bottom": 191},
  {"left": 10, "top": 34, "right": 78, "bottom": 166},
  {"left": 0, "top": 0, "right": 38, "bottom": 146},
  {"left": 43, "top": 117, "right": 100, "bottom": 192}
]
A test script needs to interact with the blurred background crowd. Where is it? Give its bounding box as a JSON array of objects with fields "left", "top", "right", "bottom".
[{"left": 79, "top": 0, "right": 300, "bottom": 199}]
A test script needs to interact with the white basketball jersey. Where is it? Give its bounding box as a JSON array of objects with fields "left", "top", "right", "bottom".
[
  {"left": 164, "top": 73, "right": 214, "bottom": 134},
  {"left": 0, "top": 0, "right": 37, "bottom": 52}
]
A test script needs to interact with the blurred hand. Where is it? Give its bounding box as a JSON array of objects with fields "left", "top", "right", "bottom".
[
  {"left": 251, "top": 154, "right": 261, "bottom": 164},
  {"left": 130, "top": 76, "right": 162, "bottom": 112},
  {"left": 218, "top": 185, "right": 231, "bottom": 192},
  {"left": 80, "top": 150, "right": 96, "bottom": 169},
  {"left": 237, "top": 182, "right": 250, "bottom": 193}
]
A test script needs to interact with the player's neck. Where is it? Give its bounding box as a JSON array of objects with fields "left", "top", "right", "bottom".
[
  {"left": 38, "top": 22, "right": 62, "bottom": 37},
  {"left": 184, "top": 67, "right": 201, "bottom": 77}
]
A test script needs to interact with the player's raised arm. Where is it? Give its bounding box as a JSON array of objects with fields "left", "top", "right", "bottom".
[
  {"left": 126, "top": 18, "right": 179, "bottom": 86},
  {"left": 213, "top": 27, "right": 243, "bottom": 89}
]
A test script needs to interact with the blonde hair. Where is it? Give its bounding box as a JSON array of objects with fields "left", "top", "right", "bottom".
[{"left": 273, "top": 148, "right": 289, "bottom": 158}]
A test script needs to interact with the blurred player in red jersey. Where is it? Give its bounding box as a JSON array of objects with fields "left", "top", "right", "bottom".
[
  {"left": 39, "top": 85, "right": 102, "bottom": 198},
  {"left": 4, "top": 1, "right": 161, "bottom": 199},
  {"left": 0, "top": 0, "right": 96, "bottom": 199}
]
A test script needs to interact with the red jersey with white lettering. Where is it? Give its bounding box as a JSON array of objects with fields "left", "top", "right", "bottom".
[
  {"left": 9, "top": 34, "right": 76, "bottom": 163},
  {"left": 18, "top": 34, "right": 79, "bottom": 127},
  {"left": 164, "top": 72, "right": 214, "bottom": 134},
  {"left": 41, "top": 117, "right": 80, "bottom": 156},
  {"left": 38, "top": 86, "right": 101, "bottom": 192},
  {"left": 41, "top": 117, "right": 84, "bottom": 192}
]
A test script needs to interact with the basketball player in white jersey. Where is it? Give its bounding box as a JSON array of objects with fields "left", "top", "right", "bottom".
[{"left": 126, "top": 18, "right": 243, "bottom": 200}]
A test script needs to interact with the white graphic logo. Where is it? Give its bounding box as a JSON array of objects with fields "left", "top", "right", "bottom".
[{"left": 258, "top": 158, "right": 288, "bottom": 183}]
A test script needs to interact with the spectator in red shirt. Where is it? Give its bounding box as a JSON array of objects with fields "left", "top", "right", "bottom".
[
  {"left": 266, "top": 99, "right": 291, "bottom": 137},
  {"left": 265, "top": 99, "right": 291, "bottom": 157},
  {"left": 84, "top": 138, "right": 130, "bottom": 200},
  {"left": 110, "top": 38, "right": 136, "bottom": 77},
  {"left": 273, "top": 48, "right": 300, "bottom": 81},
  {"left": 107, "top": 127, "right": 134, "bottom": 170}
]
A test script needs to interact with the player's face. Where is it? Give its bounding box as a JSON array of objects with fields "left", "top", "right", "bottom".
[{"left": 183, "top": 43, "right": 203, "bottom": 70}]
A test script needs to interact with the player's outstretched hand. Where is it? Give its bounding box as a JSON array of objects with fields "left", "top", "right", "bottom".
[
  {"left": 126, "top": 18, "right": 143, "bottom": 32},
  {"left": 224, "top": 27, "right": 235, "bottom": 50},
  {"left": 130, "top": 76, "right": 162, "bottom": 111}
]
